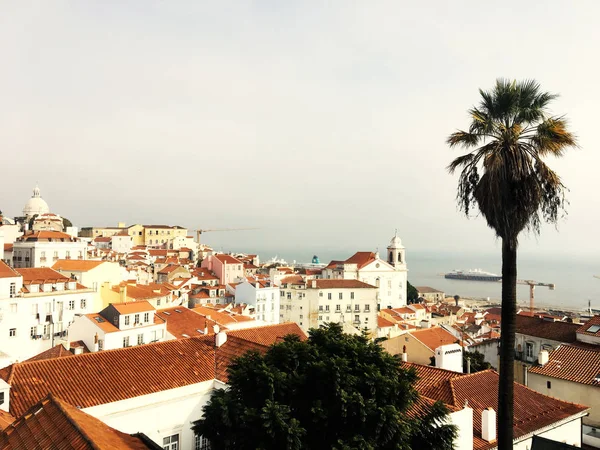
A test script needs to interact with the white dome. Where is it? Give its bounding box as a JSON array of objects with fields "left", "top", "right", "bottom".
[
  {"left": 388, "top": 232, "right": 403, "bottom": 248},
  {"left": 23, "top": 185, "right": 50, "bottom": 217}
]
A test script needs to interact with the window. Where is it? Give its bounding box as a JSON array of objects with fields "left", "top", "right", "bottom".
[
  {"left": 588, "top": 325, "right": 600, "bottom": 333},
  {"left": 163, "top": 434, "right": 179, "bottom": 450},
  {"left": 98, "top": 339, "right": 104, "bottom": 350},
  {"left": 350, "top": 292, "right": 354, "bottom": 300},
  {"left": 10, "top": 303, "right": 17, "bottom": 313},
  {"left": 327, "top": 293, "right": 332, "bottom": 300},
  {"left": 355, "top": 304, "right": 360, "bottom": 312},
  {"left": 287, "top": 292, "right": 291, "bottom": 300},
  {"left": 319, "top": 291, "right": 323, "bottom": 297},
  {"left": 80, "top": 299, "right": 87, "bottom": 309},
  {"left": 299, "top": 315, "right": 304, "bottom": 319},
  {"left": 525, "top": 342, "right": 534, "bottom": 359},
  {"left": 318, "top": 315, "right": 322, "bottom": 321},
  {"left": 9, "top": 328, "right": 16, "bottom": 337},
  {"left": 354, "top": 315, "right": 360, "bottom": 323},
  {"left": 9, "top": 283, "right": 16, "bottom": 297},
  {"left": 326, "top": 316, "right": 329, "bottom": 321},
  {"left": 336, "top": 305, "right": 341, "bottom": 312},
  {"left": 388, "top": 280, "right": 392, "bottom": 288},
  {"left": 319, "top": 305, "right": 323, "bottom": 312},
  {"left": 280, "top": 291, "right": 285, "bottom": 297},
  {"left": 134, "top": 314, "right": 140, "bottom": 324},
  {"left": 364, "top": 304, "right": 370, "bottom": 312},
  {"left": 144, "top": 312, "right": 150, "bottom": 323},
  {"left": 30, "top": 326, "right": 36, "bottom": 338},
  {"left": 124, "top": 316, "right": 130, "bottom": 325},
  {"left": 325, "top": 305, "right": 330, "bottom": 312},
  {"left": 547, "top": 380, "right": 551, "bottom": 389},
  {"left": 157, "top": 298, "right": 161, "bottom": 306},
  {"left": 0, "top": 392, "right": 4, "bottom": 405},
  {"left": 123, "top": 336, "right": 130, "bottom": 347},
  {"left": 339, "top": 293, "right": 343, "bottom": 300},
  {"left": 137, "top": 334, "right": 144, "bottom": 345},
  {"left": 68, "top": 300, "right": 75, "bottom": 310}
]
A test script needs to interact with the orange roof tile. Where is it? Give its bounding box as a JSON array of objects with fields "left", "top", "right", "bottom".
[
  {"left": 214, "top": 254, "right": 243, "bottom": 265},
  {"left": 1, "top": 324, "right": 306, "bottom": 418},
  {"left": 18, "top": 231, "right": 78, "bottom": 242},
  {"left": 0, "top": 261, "right": 19, "bottom": 279},
  {"left": 377, "top": 316, "right": 396, "bottom": 328},
  {"left": 52, "top": 259, "right": 106, "bottom": 272},
  {"left": 0, "top": 394, "right": 153, "bottom": 449},
  {"left": 409, "top": 327, "right": 460, "bottom": 351},
  {"left": 25, "top": 345, "right": 74, "bottom": 363},
  {"left": 85, "top": 314, "right": 120, "bottom": 333},
  {"left": 156, "top": 307, "right": 213, "bottom": 339},
  {"left": 343, "top": 251, "right": 377, "bottom": 269},
  {"left": 407, "top": 363, "right": 589, "bottom": 450},
  {"left": 313, "top": 279, "right": 377, "bottom": 289},
  {"left": 191, "top": 305, "right": 255, "bottom": 326},
  {"left": 528, "top": 344, "right": 600, "bottom": 386},
  {"left": 111, "top": 301, "right": 155, "bottom": 314},
  {"left": 576, "top": 315, "right": 600, "bottom": 336},
  {"left": 15, "top": 267, "right": 70, "bottom": 283},
  {"left": 515, "top": 315, "right": 579, "bottom": 343},
  {"left": 0, "top": 410, "right": 14, "bottom": 432},
  {"left": 280, "top": 275, "right": 304, "bottom": 285}
]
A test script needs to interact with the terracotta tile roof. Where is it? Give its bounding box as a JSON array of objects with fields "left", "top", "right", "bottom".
[
  {"left": 192, "top": 305, "right": 255, "bottom": 326},
  {"left": 280, "top": 275, "right": 304, "bottom": 285},
  {"left": 415, "top": 286, "right": 444, "bottom": 293},
  {"left": 515, "top": 315, "right": 579, "bottom": 343},
  {"left": 143, "top": 225, "right": 184, "bottom": 229},
  {"left": 0, "top": 394, "right": 154, "bottom": 449},
  {"left": 111, "top": 284, "right": 169, "bottom": 300},
  {"left": 407, "top": 363, "right": 589, "bottom": 450},
  {"left": 51, "top": 259, "right": 106, "bottom": 272},
  {"left": 15, "top": 267, "right": 70, "bottom": 283},
  {"left": 156, "top": 307, "right": 213, "bottom": 338},
  {"left": 111, "top": 301, "right": 155, "bottom": 314},
  {"left": 3, "top": 243, "right": 13, "bottom": 252},
  {"left": 409, "top": 327, "right": 460, "bottom": 351},
  {"left": 93, "top": 236, "right": 112, "bottom": 242},
  {"left": 377, "top": 316, "right": 396, "bottom": 328},
  {"left": 1, "top": 325, "right": 306, "bottom": 418},
  {"left": 18, "top": 231, "right": 79, "bottom": 242},
  {"left": 157, "top": 264, "right": 183, "bottom": 274},
  {"left": 85, "top": 314, "right": 120, "bottom": 333},
  {"left": 576, "top": 315, "right": 600, "bottom": 336},
  {"left": 25, "top": 345, "right": 75, "bottom": 362},
  {"left": 313, "top": 279, "right": 377, "bottom": 289},
  {"left": 214, "top": 254, "right": 242, "bottom": 265},
  {"left": 409, "top": 303, "right": 426, "bottom": 310},
  {"left": 0, "top": 260, "right": 19, "bottom": 279},
  {"left": 528, "top": 344, "right": 600, "bottom": 386},
  {"left": 342, "top": 251, "right": 377, "bottom": 269},
  {"left": 0, "top": 410, "right": 14, "bottom": 432},
  {"left": 225, "top": 322, "right": 307, "bottom": 346}
]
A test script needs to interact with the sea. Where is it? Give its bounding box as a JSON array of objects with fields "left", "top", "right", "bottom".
[{"left": 234, "top": 247, "right": 600, "bottom": 311}]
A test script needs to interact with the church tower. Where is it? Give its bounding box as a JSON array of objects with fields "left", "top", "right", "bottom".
[{"left": 387, "top": 231, "right": 406, "bottom": 270}]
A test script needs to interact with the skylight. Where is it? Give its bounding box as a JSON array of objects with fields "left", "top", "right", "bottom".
[
  {"left": 94, "top": 317, "right": 105, "bottom": 323},
  {"left": 588, "top": 325, "right": 600, "bottom": 334}
]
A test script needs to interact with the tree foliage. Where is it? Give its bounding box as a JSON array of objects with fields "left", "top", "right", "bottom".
[
  {"left": 463, "top": 351, "right": 491, "bottom": 373},
  {"left": 194, "top": 323, "right": 456, "bottom": 449},
  {"left": 406, "top": 281, "right": 419, "bottom": 303}
]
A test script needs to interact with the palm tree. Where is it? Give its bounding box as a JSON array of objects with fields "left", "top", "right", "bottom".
[{"left": 447, "top": 79, "right": 576, "bottom": 449}]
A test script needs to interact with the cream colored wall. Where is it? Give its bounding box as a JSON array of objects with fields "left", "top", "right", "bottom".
[
  {"left": 381, "top": 333, "right": 433, "bottom": 365},
  {"left": 127, "top": 225, "right": 144, "bottom": 246},
  {"left": 528, "top": 373, "right": 600, "bottom": 426}
]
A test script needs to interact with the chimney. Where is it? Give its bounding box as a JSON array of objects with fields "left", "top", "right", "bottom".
[
  {"left": 481, "top": 408, "right": 496, "bottom": 442},
  {"left": 311, "top": 279, "right": 317, "bottom": 289},
  {"left": 466, "top": 357, "right": 471, "bottom": 374},
  {"left": 401, "top": 352, "right": 408, "bottom": 362},
  {"left": 538, "top": 350, "right": 549, "bottom": 366},
  {"left": 119, "top": 284, "right": 127, "bottom": 303},
  {"left": 74, "top": 346, "right": 83, "bottom": 355},
  {"left": 215, "top": 331, "right": 227, "bottom": 347},
  {"left": 93, "top": 333, "right": 99, "bottom": 352}
]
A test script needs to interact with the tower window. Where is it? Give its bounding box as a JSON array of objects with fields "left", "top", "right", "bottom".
[
  {"left": 389, "top": 252, "right": 393, "bottom": 263},
  {"left": 398, "top": 253, "right": 402, "bottom": 263}
]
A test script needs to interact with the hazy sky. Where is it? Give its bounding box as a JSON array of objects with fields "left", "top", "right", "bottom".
[{"left": 2, "top": 1, "right": 598, "bottom": 259}]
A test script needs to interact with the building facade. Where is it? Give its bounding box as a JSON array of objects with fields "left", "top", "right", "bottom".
[{"left": 12, "top": 231, "right": 88, "bottom": 268}]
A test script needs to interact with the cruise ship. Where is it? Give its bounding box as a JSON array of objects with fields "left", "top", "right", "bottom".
[{"left": 445, "top": 269, "right": 502, "bottom": 282}]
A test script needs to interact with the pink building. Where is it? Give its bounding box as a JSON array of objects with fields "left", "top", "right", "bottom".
[{"left": 201, "top": 254, "right": 244, "bottom": 285}]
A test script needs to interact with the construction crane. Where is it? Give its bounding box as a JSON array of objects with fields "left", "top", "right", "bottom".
[
  {"left": 517, "top": 279, "right": 555, "bottom": 314},
  {"left": 195, "top": 228, "right": 259, "bottom": 245}
]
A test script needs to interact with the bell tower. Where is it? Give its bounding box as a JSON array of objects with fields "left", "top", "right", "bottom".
[{"left": 387, "top": 230, "right": 406, "bottom": 270}]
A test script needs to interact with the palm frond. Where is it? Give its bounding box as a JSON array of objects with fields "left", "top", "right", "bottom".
[{"left": 446, "top": 130, "right": 479, "bottom": 148}]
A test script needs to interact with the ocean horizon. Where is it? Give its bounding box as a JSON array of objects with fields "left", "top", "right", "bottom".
[{"left": 222, "top": 246, "right": 600, "bottom": 311}]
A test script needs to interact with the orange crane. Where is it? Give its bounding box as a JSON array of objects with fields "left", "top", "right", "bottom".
[
  {"left": 195, "top": 228, "right": 259, "bottom": 245},
  {"left": 517, "top": 279, "right": 555, "bottom": 314}
]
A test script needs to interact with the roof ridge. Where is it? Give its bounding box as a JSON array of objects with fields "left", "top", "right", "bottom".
[{"left": 49, "top": 393, "right": 103, "bottom": 450}]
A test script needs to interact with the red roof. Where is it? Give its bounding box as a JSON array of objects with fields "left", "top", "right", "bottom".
[
  {"left": 0, "top": 261, "right": 19, "bottom": 279},
  {"left": 515, "top": 315, "right": 579, "bottom": 343},
  {"left": 0, "top": 394, "right": 153, "bottom": 449},
  {"left": 18, "top": 231, "right": 78, "bottom": 242},
  {"left": 214, "top": 254, "right": 242, "bottom": 265},
  {"left": 111, "top": 301, "right": 155, "bottom": 314},
  {"left": 156, "top": 307, "right": 215, "bottom": 338},
  {"left": 0, "top": 324, "right": 306, "bottom": 417},
  {"left": 25, "top": 345, "right": 74, "bottom": 363},
  {"left": 528, "top": 344, "right": 600, "bottom": 386},
  {"left": 377, "top": 316, "right": 396, "bottom": 328},
  {"left": 576, "top": 315, "right": 600, "bottom": 336},
  {"left": 313, "top": 279, "right": 377, "bottom": 289},
  {"left": 15, "top": 267, "right": 70, "bottom": 283},
  {"left": 407, "top": 363, "right": 589, "bottom": 450},
  {"left": 280, "top": 275, "right": 304, "bottom": 285},
  {"left": 343, "top": 251, "right": 378, "bottom": 269},
  {"left": 52, "top": 259, "right": 106, "bottom": 272},
  {"left": 409, "top": 327, "right": 459, "bottom": 351}
]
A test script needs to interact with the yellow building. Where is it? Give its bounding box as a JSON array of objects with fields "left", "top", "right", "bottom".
[
  {"left": 381, "top": 327, "right": 460, "bottom": 366},
  {"left": 143, "top": 225, "right": 187, "bottom": 248}
]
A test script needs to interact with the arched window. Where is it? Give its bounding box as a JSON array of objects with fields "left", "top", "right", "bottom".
[
  {"left": 398, "top": 253, "right": 402, "bottom": 263},
  {"left": 388, "top": 252, "right": 393, "bottom": 263},
  {"left": 376, "top": 277, "right": 380, "bottom": 288}
]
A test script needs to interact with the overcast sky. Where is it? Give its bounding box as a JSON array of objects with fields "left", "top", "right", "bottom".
[{"left": 1, "top": 1, "right": 598, "bottom": 259}]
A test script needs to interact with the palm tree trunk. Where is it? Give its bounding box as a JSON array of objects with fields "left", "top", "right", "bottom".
[{"left": 498, "top": 238, "right": 517, "bottom": 449}]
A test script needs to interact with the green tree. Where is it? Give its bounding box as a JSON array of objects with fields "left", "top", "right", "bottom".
[
  {"left": 194, "top": 323, "right": 456, "bottom": 449},
  {"left": 463, "top": 351, "right": 491, "bottom": 373},
  {"left": 407, "top": 281, "right": 419, "bottom": 303},
  {"left": 447, "top": 79, "right": 576, "bottom": 448},
  {"left": 62, "top": 217, "right": 73, "bottom": 228}
]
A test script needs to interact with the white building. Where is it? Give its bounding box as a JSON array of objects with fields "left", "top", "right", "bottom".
[
  {"left": 233, "top": 279, "right": 280, "bottom": 324},
  {"left": 111, "top": 231, "right": 134, "bottom": 254},
  {"left": 68, "top": 301, "right": 167, "bottom": 351},
  {"left": 0, "top": 262, "right": 94, "bottom": 365},
  {"left": 12, "top": 231, "right": 88, "bottom": 268},
  {"left": 321, "top": 233, "right": 408, "bottom": 309},
  {"left": 279, "top": 278, "right": 378, "bottom": 334}
]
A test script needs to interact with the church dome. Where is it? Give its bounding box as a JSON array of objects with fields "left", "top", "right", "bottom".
[
  {"left": 23, "top": 185, "right": 50, "bottom": 218},
  {"left": 388, "top": 232, "right": 403, "bottom": 248}
]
